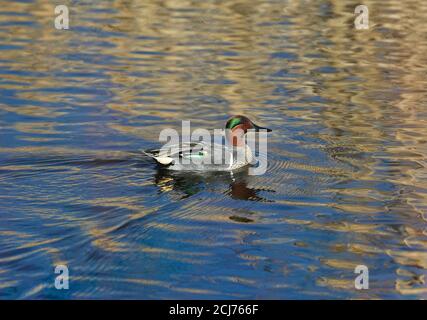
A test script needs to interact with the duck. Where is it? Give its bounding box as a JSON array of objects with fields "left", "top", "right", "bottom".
[{"left": 143, "top": 115, "right": 272, "bottom": 172}]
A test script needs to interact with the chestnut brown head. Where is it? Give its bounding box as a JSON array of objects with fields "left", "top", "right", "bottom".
[{"left": 225, "top": 115, "right": 272, "bottom": 146}]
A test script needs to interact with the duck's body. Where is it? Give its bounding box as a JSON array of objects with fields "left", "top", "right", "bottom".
[
  {"left": 144, "top": 141, "right": 253, "bottom": 171},
  {"left": 144, "top": 115, "right": 271, "bottom": 172}
]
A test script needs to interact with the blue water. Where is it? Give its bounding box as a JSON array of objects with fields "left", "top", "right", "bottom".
[{"left": 0, "top": 0, "right": 426, "bottom": 299}]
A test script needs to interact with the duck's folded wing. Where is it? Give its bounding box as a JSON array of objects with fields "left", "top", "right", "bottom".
[{"left": 143, "top": 141, "right": 207, "bottom": 165}]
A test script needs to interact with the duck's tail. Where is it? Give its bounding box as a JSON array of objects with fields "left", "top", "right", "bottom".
[{"left": 143, "top": 149, "right": 174, "bottom": 166}]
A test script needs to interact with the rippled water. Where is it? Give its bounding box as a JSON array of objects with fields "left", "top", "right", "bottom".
[{"left": 1, "top": 0, "right": 427, "bottom": 299}]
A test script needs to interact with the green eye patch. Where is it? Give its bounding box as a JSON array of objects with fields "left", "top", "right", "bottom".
[{"left": 226, "top": 118, "right": 242, "bottom": 129}]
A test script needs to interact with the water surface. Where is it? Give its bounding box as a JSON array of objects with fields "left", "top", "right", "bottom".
[{"left": 0, "top": 0, "right": 427, "bottom": 299}]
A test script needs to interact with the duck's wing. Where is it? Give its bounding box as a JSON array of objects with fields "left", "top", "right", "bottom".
[{"left": 143, "top": 141, "right": 208, "bottom": 165}]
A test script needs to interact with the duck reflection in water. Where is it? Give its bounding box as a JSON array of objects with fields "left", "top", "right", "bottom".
[{"left": 153, "top": 167, "right": 275, "bottom": 202}]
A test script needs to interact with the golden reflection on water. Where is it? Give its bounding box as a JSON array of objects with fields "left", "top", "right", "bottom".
[{"left": 0, "top": 0, "right": 426, "bottom": 298}]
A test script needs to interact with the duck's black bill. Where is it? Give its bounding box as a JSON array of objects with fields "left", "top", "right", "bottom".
[{"left": 254, "top": 124, "right": 272, "bottom": 132}]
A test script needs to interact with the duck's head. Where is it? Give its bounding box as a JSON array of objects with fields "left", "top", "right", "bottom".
[{"left": 225, "top": 115, "right": 272, "bottom": 146}]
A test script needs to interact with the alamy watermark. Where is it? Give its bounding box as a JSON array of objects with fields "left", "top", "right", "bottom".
[
  {"left": 354, "top": 265, "right": 369, "bottom": 290},
  {"left": 54, "top": 265, "right": 69, "bottom": 290},
  {"left": 54, "top": 5, "right": 69, "bottom": 30},
  {"left": 354, "top": 5, "right": 369, "bottom": 30}
]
